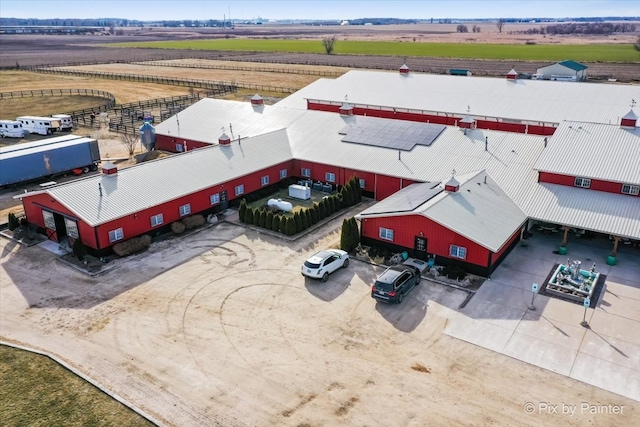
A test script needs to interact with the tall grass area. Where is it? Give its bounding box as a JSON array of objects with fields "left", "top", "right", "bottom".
[
  {"left": 113, "top": 39, "right": 639, "bottom": 62},
  {"left": 0, "top": 345, "right": 154, "bottom": 427}
]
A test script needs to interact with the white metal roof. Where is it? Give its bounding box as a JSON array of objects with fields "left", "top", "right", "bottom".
[
  {"left": 287, "top": 111, "right": 546, "bottom": 203},
  {"left": 154, "top": 98, "right": 305, "bottom": 144},
  {"left": 522, "top": 183, "right": 640, "bottom": 239},
  {"left": 39, "top": 129, "right": 292, "bottom": 226},
  {"left": 535, "top": 121, "right": 640, "bottom": 185},
  {"left": 357, "top": 171, "right": 527, "bottom": 252},
  {"left": 300, "top": 70, "right": 640, "bottom": 126},
  {"left": 273, "top": 78, "right": 335, "bottom": 110}
]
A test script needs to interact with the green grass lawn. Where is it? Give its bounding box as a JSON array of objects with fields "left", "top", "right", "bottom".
[
  {"left": 0, "top": 345, "right": 154, "bottom": 427},
  {"left": 111, "top": 39, "right": 639, "bottom": 62}
]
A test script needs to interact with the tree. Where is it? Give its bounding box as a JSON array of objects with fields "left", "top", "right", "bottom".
[
  {"left": 496, "top": 19, "right": 505, "bottom": 34},
  {"left": 271, "top": 214, "right": 281, "bottom": 232},
  {"left": 322, "top": 36, "right": 337, "bottom": 55},
  {"left": 456, "top": 24, "right": 468, "bottom": 33},
  {"left": 238, "top": 199, "right": 247, "bottom": 221},
  {"left": 120, "top": 129, "right": 139, "bottom": 158},
  {"left": 635, "top": 35, "right": 640, "bottom": 52},
  {"left": 73, "top": 238, "right": 87, "bottom": 261},
  {"left": 244, "top": 206, "right": 254, "bottom": 224},
  {"left": 8, "top": 212, "right": 19, "bottom": 231}
]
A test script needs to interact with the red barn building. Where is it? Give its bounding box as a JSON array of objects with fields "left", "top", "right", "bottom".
[{"left": 16, "top": 71, "right": 640, "bottom": 274}]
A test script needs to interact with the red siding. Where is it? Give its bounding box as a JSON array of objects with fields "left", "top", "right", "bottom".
[
  {"left": 307, "top": 102, "right": 558, "bottom": 136},
  {"left": 155, "top": 135, "right": 211, "bottom": 152},
  {"left": 21, "top": 193, "right": 97, "bottom": 248},
  {"left": 361, "top": 214, "right": 491, "bottom": 267},
  {"left": 21, "top": 161, "right": 294, "bottom": 250},
  {"left": 538, "top": 171, "right": 576, "bottom": 186},
  {"left": 538, "top": 172, "right": 635, "bottom": 196},
  {"left": 375, "top": 176, "right": 402, "bottom": 200}
]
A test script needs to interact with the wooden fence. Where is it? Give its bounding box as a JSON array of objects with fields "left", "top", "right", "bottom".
[
  {"left": 130, "top": 60, "right": 344, "bottom": 77},
  {"left": 27, "top": 66, "right": 295, "bottom": 93}
]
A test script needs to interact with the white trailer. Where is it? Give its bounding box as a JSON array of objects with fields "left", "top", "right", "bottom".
[
  {"left": 16, "top": 116, "right": 62, "bottom": 135},
  {"left": 0, "top": 120, "right": 25, "bottom": 138},
  {"left": 52, "top": 114, "right": 73, "bottom": 130}
]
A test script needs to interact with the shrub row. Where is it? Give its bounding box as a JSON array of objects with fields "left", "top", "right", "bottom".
[{"left": 239, "top": 176, "right": 363, "bottom": 237}]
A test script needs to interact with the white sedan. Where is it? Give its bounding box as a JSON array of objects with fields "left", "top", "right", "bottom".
[{"left": 301, "top": 249, "right": 350, "bottom": 282}]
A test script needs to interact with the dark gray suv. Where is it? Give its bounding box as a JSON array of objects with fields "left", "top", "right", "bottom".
[{"left": 371, "top": 265, "right": 421, "bottom": 304}]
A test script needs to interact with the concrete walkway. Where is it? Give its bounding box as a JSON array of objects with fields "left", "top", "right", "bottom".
[{"left": 444, "top": 232, "right": 640, "bottom": 402}]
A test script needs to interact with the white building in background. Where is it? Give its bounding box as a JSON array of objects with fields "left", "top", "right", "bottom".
[{"left": 536, "top": 60, "right": 588, "bottom": 81}]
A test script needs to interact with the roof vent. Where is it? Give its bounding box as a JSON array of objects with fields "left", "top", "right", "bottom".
[
  {"left": 339, "top": 96, "right": 354, "bottom": 116},
  {"left": 251, "top": 93, "right": 264, "bottom": 106},
  {"left": 620, "top": 106, "right": 638, "bottom": 129},
  {"left": 399, "top": 63, "right": 410, "bottom": 75},
  {"left": 506, "top": 68, "right": 518, "bottom": 80},
  {"left": 459, "top": 106, "right": 476, "bottom": 129},
  {"left": 444, "top": 171, "right": 460, "bottom": 193},
  {"left": 218, "top": 130, "right": 231, "bottom": 146},
  {"left": 101, "top": 161, "right": 117, "bottom": 176}
]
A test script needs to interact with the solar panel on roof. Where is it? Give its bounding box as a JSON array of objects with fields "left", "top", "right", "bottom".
[{"left": 339, "top": 116, "right": 446, "bottom": 151}]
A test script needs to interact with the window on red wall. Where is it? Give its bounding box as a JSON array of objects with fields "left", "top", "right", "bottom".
[
  {"left": 151, "top": 213, "right": 164, "bottom": 227},
  {"left": 379, "top": 227, "right": 394, "bottom": 241},
  {"left": 450, "top": 245, "right": 467, "bottom": 259},
  {"left": 622, "top": 184, "right": 639, "bottom": 196},
  {"left": 179, "top": 204, "right": 191, "bottom": 217},
  {"left": 574, "top": 177, "right": 591, "bottom": 188},
  {"left": 109, "top": 228, "right": 124, "bottom": 243}
]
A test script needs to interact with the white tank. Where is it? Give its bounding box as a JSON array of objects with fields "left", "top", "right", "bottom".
[{"left": 268, "top": 198, "right": 292, "bottom": 212}]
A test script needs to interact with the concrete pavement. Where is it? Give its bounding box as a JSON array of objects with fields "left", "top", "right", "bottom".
[{"left": 444, "top": 232, "right": 640, "bottom": 402}]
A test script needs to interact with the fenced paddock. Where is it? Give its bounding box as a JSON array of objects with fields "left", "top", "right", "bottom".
[{"left": 25, "top": 67, "right": 295, "bottom": 94}]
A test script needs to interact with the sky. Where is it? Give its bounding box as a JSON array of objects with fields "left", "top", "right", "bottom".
[{"left": 1, "top": 0, "right": 638, "bottom": 21}]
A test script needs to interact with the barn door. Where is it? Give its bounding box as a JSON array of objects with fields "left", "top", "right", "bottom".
[
  {"left": 413, "top": 236, "right": 428, "bottom": 261},
  {"left": 220, "top": 190, "right": 229, "bottom": 211}
]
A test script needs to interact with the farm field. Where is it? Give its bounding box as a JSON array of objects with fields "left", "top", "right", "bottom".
[
  {"left": 113, "top": 39, "right": 640, "bottom": 62},
  {"left": 1, "top": 23, "right": 640, "bottom": 426}
]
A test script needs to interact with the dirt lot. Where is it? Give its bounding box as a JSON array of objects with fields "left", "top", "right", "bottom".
[{"left": 2, "top": 210, "right": 638, "bottom": 426}]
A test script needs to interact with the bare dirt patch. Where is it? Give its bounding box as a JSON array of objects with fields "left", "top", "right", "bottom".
[{"left": 1, "top": 208, "right": 639, "bottom": 426}]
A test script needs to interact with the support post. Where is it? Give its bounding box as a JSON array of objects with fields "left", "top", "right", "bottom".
[
  {"left": 611, "top": 236, "right": 620, "bottom": 257},
  {"left": 561, "top": 225, "right": 570, "bottom": 247}
]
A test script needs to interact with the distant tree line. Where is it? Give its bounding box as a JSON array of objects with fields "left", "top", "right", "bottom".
[
  {"left": 456, "top": 24, "right": 481, "bottom": 33},
  {"left": 0, "top": 17, "right": 231, "bottom": 28},
  {"left": 510, "top": 22, "right": 636, "bottom": 35}
]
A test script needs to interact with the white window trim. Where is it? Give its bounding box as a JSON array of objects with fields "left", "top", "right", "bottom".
[
  {"left": 109, "top": 228, "right": 124, "bottom": 243},
  {"left": 574, "top": 177, "right": 591, "bottom": 188},
  {"left": 210, "top": 193, "right": 220, "bottom": 205},
  {"left": 279, "top": 169, "right": 287, "bottom": 179},
  {"left": 450, "top": 245, "right": 467, "bottom": 259},
  {"left": 621, "top": 184, "right": 639, "bottom": 196},
  {"left": 359, "top": 178, "right": 365, "bottom": 189},
  {"left": 379, "top": 227, "right": 394, "bottom": 241},
  {"left": 151, "top": 213, "right": 164, "bottom": 227},
  {"left": 325, "top": 172, "right": 336, "bottom": 183},
  {"left": 301, "top": 168, "right": 311, "bottom": 178},
  {"left": 179, "top": 204, "right": 191, "bottom": 217},
  {"left": 261, "top": 175, "right": 269, "bottom": 186},
  {"left": 235, "top": 184, "right": 244, "bottom": 196}
]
